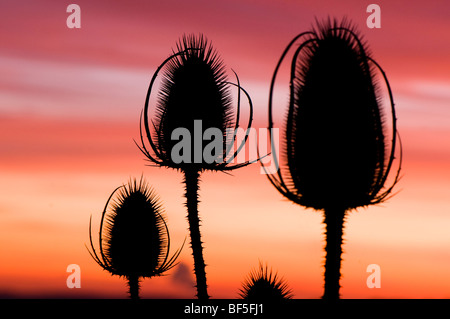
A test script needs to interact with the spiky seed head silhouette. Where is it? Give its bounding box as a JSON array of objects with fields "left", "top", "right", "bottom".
[
  {"left": 136, "top": 34, "right": 254, "bottom": 300},
  {"left": 266, "top": 18, "right": 401, "bottom": 210},
  {"left": 87, "top": 177, "right": 183, "bottom": 299},
  {"left": 239, "top": 262, "right": 293, "bottom": 301},
  {"left": 264, "top": 18, "right": 402, "bottom": 299},
  {"left": 137, "top": 33, "right": 253, "bottom": 172}
]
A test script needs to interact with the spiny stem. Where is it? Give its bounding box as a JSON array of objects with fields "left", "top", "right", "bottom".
[
  {"left": 322, "top": 209, "right": 345, "bottom": 300},
  {"left": 183, "top": 169, "right": 209, "bottom": 300},
  {"left": 127, "top": 275, "right": 140, "bottom": 300}
]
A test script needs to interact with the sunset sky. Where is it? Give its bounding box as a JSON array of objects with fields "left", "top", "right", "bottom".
[{"left": 1, "top": 0, "right": 450, "bottom": 299}]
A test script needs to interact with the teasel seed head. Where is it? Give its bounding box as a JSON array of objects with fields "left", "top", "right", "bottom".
[
  {"left": 87, "top": 177, "right": 183, "bottom": 285},
  {"left": 137, "top": 33, "right": 254, "bottom": 172},
  {"left": 239, "top": 262, "right": 293, "bottom": 301},
  {"left": 265, "top": 18, "right": 402, "bottom": 212}
]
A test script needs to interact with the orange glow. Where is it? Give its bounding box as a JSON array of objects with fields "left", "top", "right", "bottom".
[{"left": 1, "top": 0, "right": 450, "bottom": 299}]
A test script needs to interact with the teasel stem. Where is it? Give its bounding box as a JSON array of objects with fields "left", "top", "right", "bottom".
[
  {"left": 322, "top": 209, "right": 345, "bottom": 300},
  {"left": 137, "top": 34, "right": 254, "bottom": 299},
  {"left": 127, "top": 274, "right": 140, "bottom": 300},
  {"left": 184, "top": 168, "right": 208, "bottom": 300}
]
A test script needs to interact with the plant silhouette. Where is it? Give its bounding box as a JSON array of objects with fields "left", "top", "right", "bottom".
[
  {"left": 239, "top": 262, "right": 293, "bottom": 301},
  {"left": 137, "top": 34, "right": 253, "bottom": 299},
  {"left": 87, "top": 177, "right": 183, "bottom": 299},
  {"left": 263, "top": 18, "right": 402, "bottom": 299}
]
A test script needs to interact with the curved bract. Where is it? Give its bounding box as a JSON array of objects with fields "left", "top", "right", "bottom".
[
  {"left": 266, "top": 18, "right": 401, "bottom": 212},
  {"left": 87, "top": 177, "right": 182, "bottom": 281}
]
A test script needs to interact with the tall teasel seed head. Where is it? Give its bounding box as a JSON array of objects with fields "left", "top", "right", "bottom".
[
  {"left": 88, "top": 177, "right": 183, "bottom": 281},
  {"left": 137, "top": 33, "right": 253, "bottom": 172},
  {"left": 239, "top": 262, "right": 293, "bottom": 301},
  {"left": 266, "top": 18, "right": 401, "bottom": 211}
]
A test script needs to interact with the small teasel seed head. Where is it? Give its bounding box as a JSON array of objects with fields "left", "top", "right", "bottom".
[{"left": 239, "top": 262, "right": 293, "bottom": 301}]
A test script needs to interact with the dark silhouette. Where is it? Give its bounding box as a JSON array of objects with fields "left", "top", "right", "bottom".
[
  {"left": 137, "top": 34, "right": 253, "bottom": 299},
  {"left": 263, "top": 18, "right": 402, "bottom": 299},
  {"left": 87, "top": 177, "right": 183, "bottom": 299},
  {"left": 239, "top": 262, "right": 293, "bottom": 301}
]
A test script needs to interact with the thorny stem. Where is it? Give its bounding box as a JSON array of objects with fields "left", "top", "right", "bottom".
[
  {"left": 184, "top": 169, "right": 209, "bottom": 300},
  {"left": 127, "top": 275, "right": 140, "bottom": 300},
  {"left": 322, "top": 208, "right": 345, "bottom": 300}
]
